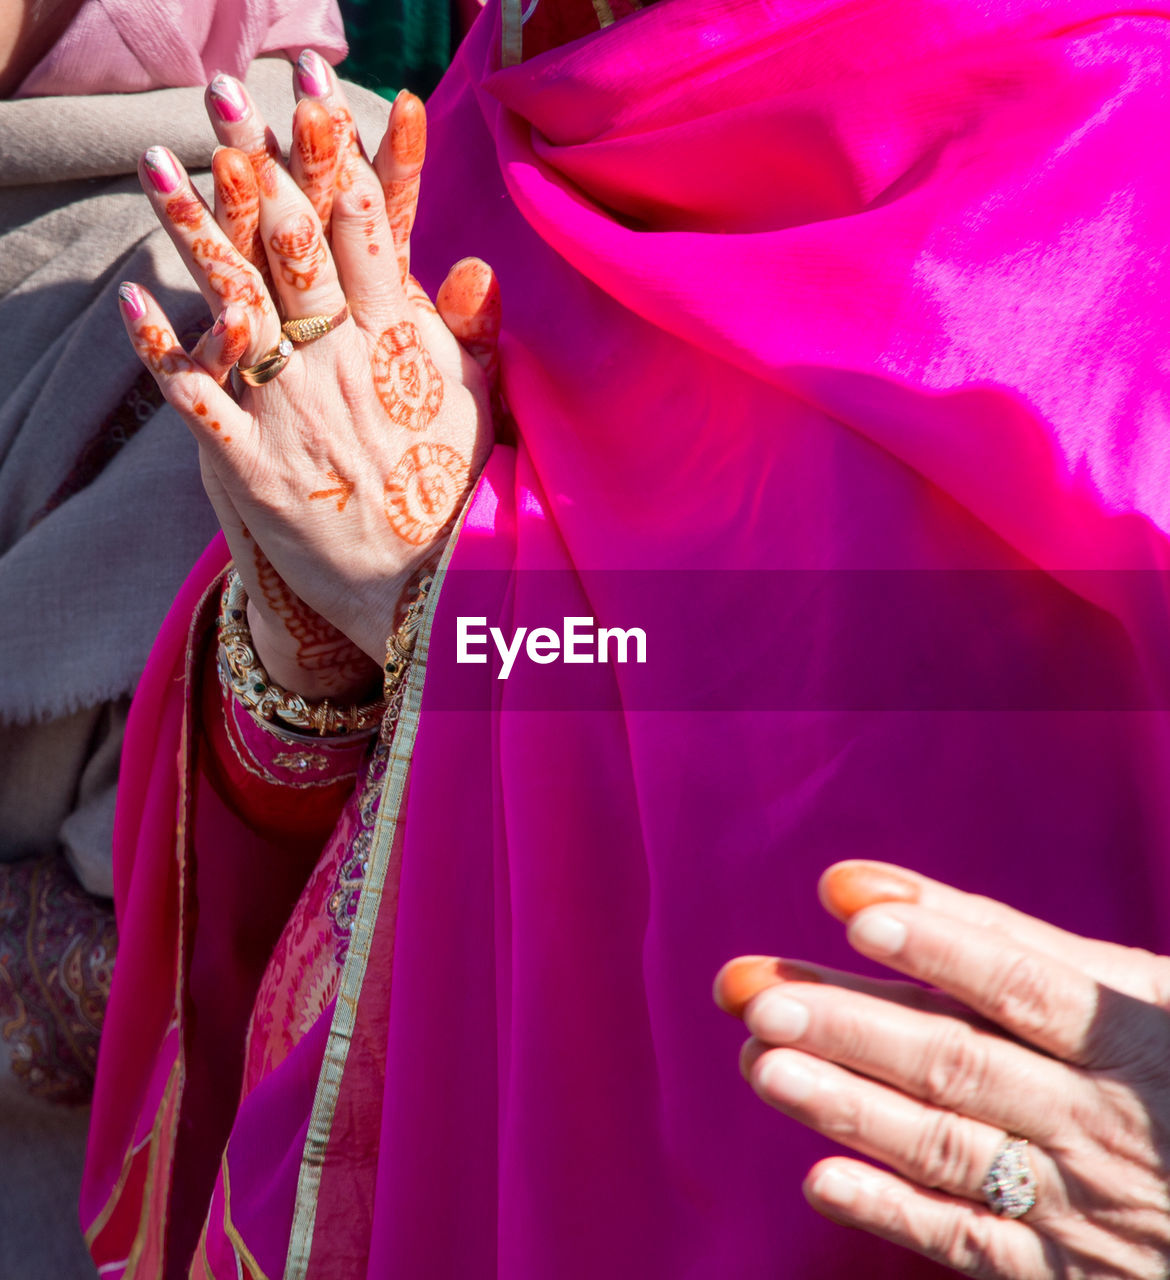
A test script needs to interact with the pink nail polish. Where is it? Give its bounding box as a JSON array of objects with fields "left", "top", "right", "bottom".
[
  {"left": 295, "top": 49, "right": 330, "bottom": 98},
  {"left": 211, "top": 312, "right": 227, "bottom": 336},
  {"left": 143, "top": 146, "right": 182, "bottom": 194},
  {"left": 209, "top": 73, "right": 249, "bottom": 123},
  {"left": 118, "top": 283, "right": 145, "bottom": 320}
]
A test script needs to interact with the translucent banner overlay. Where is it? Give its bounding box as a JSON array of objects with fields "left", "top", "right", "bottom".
[{"left": 420, "top": 570, "right": 1170, "bottom": 712}]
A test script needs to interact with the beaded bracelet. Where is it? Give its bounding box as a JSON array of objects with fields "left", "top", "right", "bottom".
[{"left": 217, "top": 571, "right": 385, "bottom": 738}]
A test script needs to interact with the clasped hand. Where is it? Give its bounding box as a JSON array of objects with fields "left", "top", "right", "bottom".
[
  {"left": 717, "top": 863, "right": 1170, "bottom": 1279},
  {"left": 119, "top": 53, "right": 499, "bottom": 700}
]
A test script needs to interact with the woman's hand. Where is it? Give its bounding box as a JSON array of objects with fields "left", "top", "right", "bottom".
[
  {"left": 117, "top": 57, "right": 499, "bottom": 700},
  {"left": 715, "top": 862, "right": 1170, "bottom": 1279}
]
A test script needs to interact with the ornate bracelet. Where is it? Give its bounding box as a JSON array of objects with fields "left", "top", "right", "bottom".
[{"left": 217, "top": 570, "right": 385, "bottom": 738}]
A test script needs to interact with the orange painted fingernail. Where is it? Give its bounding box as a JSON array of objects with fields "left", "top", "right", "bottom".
[
  {"left": 820, "top": 862, "right": 919, "bottom": 921},
  {"left": 714, "top": 956, "right": 820, "bottom": 1018},
  {"left": 117, "top": 282, "right": 145, "bottom": 320}
]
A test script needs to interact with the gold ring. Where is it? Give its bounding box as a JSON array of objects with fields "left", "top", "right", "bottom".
[
  {"left": 281, "top": 303, "right": 350, "bottom": 345},
  {"left": 236, "top": 336, "right": 293, "bottom": 387}
]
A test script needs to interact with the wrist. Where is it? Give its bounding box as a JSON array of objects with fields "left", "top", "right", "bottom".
[{"left": 246, "top": 598, "right": 380, "bottom": 702}]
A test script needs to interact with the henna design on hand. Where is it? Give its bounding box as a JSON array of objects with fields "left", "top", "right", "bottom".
[
  {"left": 268, "top": 213, "right": 327, "bottom": 291},
  {"left": 329, "top": 105, "right": 363, "bottom": 192},
  {"left": 138, "top": 324, "right": 194, "bottom": 376},
  {"left": 383, "top": 441, "right": 470, "bottom": 547},
  {"left": 371, "top": 321, "right": 444, "bottom": 429},
  {"left": 245, "top": 128, "right": 282, "bottom": 199},
  {"left": 191, "top": 237, "right": 268, "bottom": 312},
  {"left": 250, "top": 540, "right": 374, "bottom": 692},
  {"left": 382, "top": 94, "right": 425, "bottom": 281},
  {"left": 308, "top": 469, "right": 356, "bottom": 511},
  {"left": 165, "top": 191, "right": 205, "bottom": 231},
  {"left": 356, "top": 192, "right": 382, "bottom": 257},
  {"left": 212, "top": 148, "right": 266, "bottom": 274},
  {"left": 436, "top": 258, "right": 502, "bottom": 386},
  {"left": 404, "top": 275, "right": 439, "bottom": 317},
  {"left": 293, "top": 100, "right": 338, "bottom": 229}
]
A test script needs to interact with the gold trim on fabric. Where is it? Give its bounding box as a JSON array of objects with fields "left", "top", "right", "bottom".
[
  {"left": 501, "top": 0, "right": 524, "bottom": 65},
  {"left": 222, "top": 1154, "right": 273, "bottom": 1280},
  {"left": 122, "top": 1055, "right": 182, "bottom": 1279},
  {"left": 590, "top": 0, "right": 617, "bottom": 26},
  {"left": 83, "top": 1129, "right": 140, "bottom": 1248},
  {"left": 283, "top": 510, "right": 474, "bottom": 1280},
  {"left": 105, "top": 574, "right": 220, "bottom": 1275}
]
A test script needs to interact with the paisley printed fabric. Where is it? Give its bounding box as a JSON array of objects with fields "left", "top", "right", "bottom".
[
  {"left": 241, "top": 744, "right": 388, "bottom": 1094},
  {"left": 0, "top": 854, "right": 116, "bottom": 1104}
]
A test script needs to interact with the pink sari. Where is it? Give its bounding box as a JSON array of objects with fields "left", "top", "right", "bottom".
[{"left": 85, "top": 0, "right": 1170, "bottom": 1274}]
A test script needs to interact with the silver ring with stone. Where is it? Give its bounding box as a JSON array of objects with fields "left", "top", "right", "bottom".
[{"left": 981, "top": 1136, "right": 1037, "bottom": 1219}]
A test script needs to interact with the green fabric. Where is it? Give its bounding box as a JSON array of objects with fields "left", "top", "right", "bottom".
[{"left": 337, "top": 0, "right": 455, "bottom": 100}]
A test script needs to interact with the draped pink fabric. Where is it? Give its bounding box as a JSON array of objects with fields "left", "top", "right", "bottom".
[
  {"left": 16, "top": 0, "right": 346, "bottom": 97},
  {"left": 86, "top": 0, "right": 1170, "bottom": 1274}
]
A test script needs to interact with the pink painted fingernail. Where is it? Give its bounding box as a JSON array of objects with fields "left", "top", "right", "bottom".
[
  {"left": 118, "top": 282, "right": 145, "bottom": 320},
  {"left": 209, "top": 73, "right": 249, "bottom": 123},
  {"left": 143, "top": 146, "right": 182, "bottom": 193},
  {"left": 211, "top": 311, "right": 227, "bottom": 336},
  {"left": 295, "top": 49, "right": 330, "bottom": 98}
]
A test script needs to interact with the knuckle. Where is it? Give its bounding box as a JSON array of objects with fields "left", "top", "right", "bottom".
[
  {"left": 817, "top": 1082, "right": 867, "bottom": 1142},
  {"left": 918, "top": 1020, "right": 991, "bottom": 1113},
  {"left": 930, "top": 1206, "right": 1004, "bottom": 1278},
  {"left": 909, "top": 1109, "right": 979, "bottom": 1193},
  {"left": 984, "top": 950, "right": 1056, "bottom": 1039}
]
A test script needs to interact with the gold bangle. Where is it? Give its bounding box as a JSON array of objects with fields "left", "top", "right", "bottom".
[{"left": 217, "top": 570, "right": 384, "bottom": 737}]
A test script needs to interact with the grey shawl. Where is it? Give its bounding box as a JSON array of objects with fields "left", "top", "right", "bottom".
[{"left": 0, "top": 60, "right": 389, "bottom": 893}]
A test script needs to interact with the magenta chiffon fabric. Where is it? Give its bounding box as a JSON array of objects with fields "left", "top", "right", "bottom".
[{"left": 87, "top": 0, "right": 1170, "bottom": 1274}]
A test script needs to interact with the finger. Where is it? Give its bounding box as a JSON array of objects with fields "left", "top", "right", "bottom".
[
  {"left": 289, "top": 96, "right": 339, "bottom": 233},
  {"left": 205, "top": 73, "right": 283, "bottom": 181},
  {"left": 254, "top": 147, "right": 349, "bottom": 326},
  {"left": 843, "top": 900, "right": 1170, "bottom": 1070},
  {"left": 140, "top": 145, "right": 279, "bottom": 364},
  {"left": 372, "top": 89, "right": 426, "bottom": 284},
  {"left": 820, "top": 861, "right": 1170, "bottom": 1004},
  {"left": 714, "top": 955, "right": 984, "bottom": 1024},
  {"left": 293, "top": 50, "right": 366, "bottom": 185},
  {"left": 206, "top": 74, "right": 280, "bottom": 292},
  {"left": 190, "top": 304, "right": 250, "bottom": 385},
  {"left": 804, "top": 1158, "right": 1050, "bottom": 1280},
  {"left": 436, "top": 258, "right": 501, "bottom": 388},
  {"left": 744, "top": 1045, "right": 1063, "bottom": 1218},
  {"left": 292, "top": 49, "right": 403, "bottom": 328},
  {"left": 118, "top": 283, "right": 250, "bottom": 452},
  {"left": 212, "top": 146, "right": 265, "bottom": 275},
  {"left": 742, "top": 976, "right": 1086, "bottom": 1145}
]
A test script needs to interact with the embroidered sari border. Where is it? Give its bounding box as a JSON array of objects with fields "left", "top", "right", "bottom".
[{"left": 283, "top": 504, "right": 475, "bottom": 1279}]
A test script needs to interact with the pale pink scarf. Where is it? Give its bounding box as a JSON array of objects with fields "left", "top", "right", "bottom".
[{"left": 16, "top": 0, "right": 346, "bottom": 97}]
